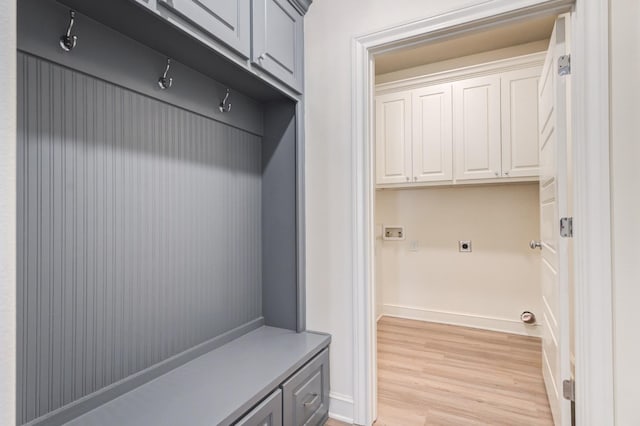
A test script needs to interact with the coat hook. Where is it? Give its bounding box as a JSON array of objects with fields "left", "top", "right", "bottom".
[
  {"left": 158, "top": 58, "right": 173, "bottom": 90},
  {"left": 59, "top": 10, "right": 78, "bottom": 52},
  {"left": 219, "top": 88, "right": 232, "bottom": 113}
]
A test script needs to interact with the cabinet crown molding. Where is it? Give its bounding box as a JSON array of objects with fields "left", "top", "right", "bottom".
[
  {"left": 288, "top": 0, "right": 313, "bottom": 15},
  {"left": 376, "top": 52, "right": 545, "bottom": 94}
]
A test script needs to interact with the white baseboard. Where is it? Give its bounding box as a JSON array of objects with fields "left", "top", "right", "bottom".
[
  {"left": 382, "top": 304, "right": 542, "bottom": 337},
  {"left": 329, "top": 392, "right": 354, "bottom": 424}
]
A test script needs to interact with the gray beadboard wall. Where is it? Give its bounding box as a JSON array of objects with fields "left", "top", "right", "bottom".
[{"left": 16, "top": 52, "right": 263, "bottom": 424}]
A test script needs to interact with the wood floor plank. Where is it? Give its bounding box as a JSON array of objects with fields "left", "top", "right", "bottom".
[
  {"left": 325, "top": 419, "right": 351, "bottom": 426},
  {"left": 375, "top": 317, "right": 553, "bottom": 426}
]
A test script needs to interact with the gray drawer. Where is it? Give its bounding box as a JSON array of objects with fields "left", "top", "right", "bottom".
[
  {"left": 282, "top": 348, "right": 329, "bottom": 426},
  {"left": 235, "top": 389, "right": 283, "bottom": 426}
]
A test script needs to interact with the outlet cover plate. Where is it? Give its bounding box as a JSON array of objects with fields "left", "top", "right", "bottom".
[{"left": 383, "top": 225, "right": 405, "bottom": 241}]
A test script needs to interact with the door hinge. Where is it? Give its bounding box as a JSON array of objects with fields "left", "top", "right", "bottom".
[
  {"left": 558, "top": 54, "right": 571, "bottom": 76},
  {"left": 563, "top": 379, "right": 575, "bottom": 402},
  {"left": 560, "top": 217, "right": 573, "bottom": 238}
]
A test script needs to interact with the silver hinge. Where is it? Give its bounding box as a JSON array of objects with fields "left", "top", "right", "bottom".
[
  {"left": 563, "top": 379, "right": 575, "bottom": 402},
  {"left": 558, "top": 54, "right": 571, "bottom": 76},
  {"left": 560, "top": 217, "right": 573, "bottom": 238}
]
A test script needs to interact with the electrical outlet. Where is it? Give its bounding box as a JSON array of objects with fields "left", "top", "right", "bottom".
[
  {"left": 383, "top": 225, "right": 405, "bottom": 241},
  {"left": 459, "top": 240, "right": 472, "bottom": 252}
]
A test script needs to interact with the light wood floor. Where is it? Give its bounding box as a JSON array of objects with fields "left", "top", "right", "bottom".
[
  {"left": 326, "top": 317, "right": 553, "bottom": 426},
  {"left": 325, "top": 419, "right": 350, "bottom": 426}
]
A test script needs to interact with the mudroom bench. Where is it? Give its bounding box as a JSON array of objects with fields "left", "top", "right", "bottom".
[{"left": 61, "top": 327, "right": 330, "bottom": 426}]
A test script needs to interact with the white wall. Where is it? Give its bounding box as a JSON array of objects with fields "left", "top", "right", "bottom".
[
  {"left": 306, "top": 0, "right": 639, "bottom": 423},
  {"left": 0, "top": 1, "right": 16, "bottom": 426},
  {"left": 303, "top": 0, "right": 531, "bottom": 421},
  {"left": 375, "top": 184, "right": 541, "bottom": 336},
  {"left": 610, "top": 0, "right": 640, "bottom": 424}
]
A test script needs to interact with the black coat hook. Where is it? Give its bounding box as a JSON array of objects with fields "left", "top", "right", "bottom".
[{"left": 60, "top": 10, "right": 78, "bottom": 52}]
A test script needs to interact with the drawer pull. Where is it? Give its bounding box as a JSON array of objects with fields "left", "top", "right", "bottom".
[{"left": 303, "top": 393, "right": 319, "bottom": 407}]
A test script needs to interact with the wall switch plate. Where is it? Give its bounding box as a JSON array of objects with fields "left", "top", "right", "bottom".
[
  {"left": 459, "top": 240, "right": 472, "bottom": 252},
  {"left": 383, "top": 225, "right": 405, "bottom": 241},
  {"left": 409, "top": 240, "right": 419, "bottom": 251}
]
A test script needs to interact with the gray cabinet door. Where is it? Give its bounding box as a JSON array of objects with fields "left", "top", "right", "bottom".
[
  {"left": 132, "top": 0, "right": 156, "bottom": 11},
  {"left": 282, "top": 349, "right": 329, "bottom": 426},
  {"left": 252, "top": 0, "right": 303, "bottom": 93},
  {"left": 235, "top": 389, "right": 283, "bottom": 426},
  {"left": 157, "top": 0, "right": 251, "bottom": 58}
]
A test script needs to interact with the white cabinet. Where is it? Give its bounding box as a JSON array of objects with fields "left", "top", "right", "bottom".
[
  {"left": 453, "top": 76, "right": 502, "bottom": 181},
  {"left": 375, "top": 54, "right": 544, "bottom": 188},
  {"left": 375, "top": 91, "right": 412, "bottom": 185},
  {"left": 375, "top": 85, "right": 453, "bottom": 186},
  {"left": 412, "top": 84, "right": 453, "bottom": 182},
  {"left": 501, "top": 67, "right": 541, "bottom": 178}
]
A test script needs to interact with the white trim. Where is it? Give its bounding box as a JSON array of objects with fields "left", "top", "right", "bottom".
[
  {"left": 376, "top": 174, "right": 538, "bottom": 189},
  {"left": 351, "top": 1, "right": 614, "bottom": 425},
  {"left": 329, "top": 392, "right": 355, "bottom": 424},
  {"left": 0, "top": 1, "right": 17, "bottom": 425},
  {"left": 351, "top": 31, "right": 376, "bottom": 426},
  {"left": 381, "top": 305, "right": 542, "bottom": 337},
  {"left": 375, "top": 51, "right": 545, "bottom": 94},
  {"left": 570, "top": 1, "right": 614, "bottom": 424},
  {"left": 328, "top": 412, "right": 354, "bottom": 425}
]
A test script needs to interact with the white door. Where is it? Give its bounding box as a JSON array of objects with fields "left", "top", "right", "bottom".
[
  {"left": 412, "top": 84, "right": 453, "bottom": 182},
  {"left": 538, "top": 14, "right": 572, "bottom": 426},
  {"left": 501, "top": 66, "right": 542, "bottom": 178},
  {"left": 453, "top": 75, "right": 501, "bottom": 180},
  {"left": 375, "top": 91, "right": 412, "bottom": 185}
]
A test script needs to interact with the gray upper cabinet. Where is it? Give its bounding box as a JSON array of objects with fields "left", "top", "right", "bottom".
[
  {"left": 252, "top": 0, "right": 304, "bottom": 93},
  {"left": 157, "top": 0, "right": 251, "bottom": 58},
  {"left": 129, "top": 0, "right": 309, "bottom": 94},
  {"left": 132, "top": 0, "right": 156, "bottom": 10}
]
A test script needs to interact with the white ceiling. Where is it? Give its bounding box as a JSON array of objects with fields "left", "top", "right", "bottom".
[{"left": 375, "top": 15, "right": 556, "bottom": 75}]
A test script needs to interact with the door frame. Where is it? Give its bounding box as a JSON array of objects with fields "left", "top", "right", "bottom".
[{"left": 350, "top": 0, "right": 613, "bottom": 425}]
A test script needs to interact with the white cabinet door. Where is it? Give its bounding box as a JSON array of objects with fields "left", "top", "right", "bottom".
[
  {"left": 453, "top": 76, "right": 501, "bottom": 181},
  {"left": 502, "top": 67, "right": 541, "bottom": 178},
  {"left": 412, "top": 84, "right": 453, "bottom": 182},
  {"left": 376, "top": 92, "right": 412, "bottom": 185}
]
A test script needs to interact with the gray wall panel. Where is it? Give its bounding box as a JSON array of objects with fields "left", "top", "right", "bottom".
[
  {"left": 262, "top": 101, "right": 297, "bottom": 330},
  {"left": 17, "top": 53, "right": 263, "bottom": 425}
]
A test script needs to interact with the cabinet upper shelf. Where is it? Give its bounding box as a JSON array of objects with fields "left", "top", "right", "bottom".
[{"left": 56, "top": 0, "right": 309, "bottom": 99}]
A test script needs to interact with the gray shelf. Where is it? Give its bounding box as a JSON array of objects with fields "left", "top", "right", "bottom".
[{"left": 64, "top": 327, "right": 329, "bottom": 426}]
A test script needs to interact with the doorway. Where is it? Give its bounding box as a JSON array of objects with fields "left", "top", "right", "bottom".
[
  {"left": 350, "top": 1, "right": 613, "bottom": 425},
  {"left": 372, "top": 15, "right": 561, "bottom": 425}
]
